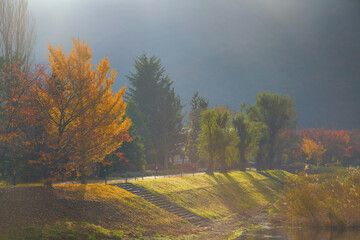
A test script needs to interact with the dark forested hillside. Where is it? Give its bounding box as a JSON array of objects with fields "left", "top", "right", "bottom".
[{"left": 30, "top": 0, "right": 360, "bottom": 129}]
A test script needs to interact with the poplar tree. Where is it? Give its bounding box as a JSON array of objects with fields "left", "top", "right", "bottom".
[
  {"left": 0, "top": 0, "right": 36, "bottom": 179},
  {"left": 0, "top": 0, "right": 35, "bottom": 66},
  {"left": 232, "top": 112, "right": 253, "bottom": 171},
  {"left": 187, "top": 92, "right": 209, "bottom": 163},
  {"left": 247, "top": 92, "right": 296, "bottom": 169},
  {"left": 198, "top": 107, "right": 233, "bottom": 174}
]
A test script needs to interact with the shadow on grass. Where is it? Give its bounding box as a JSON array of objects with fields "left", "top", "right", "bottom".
[
  {"left": 243, "top": 171, "right": 283, "bottom": 202},
  {"left": 209, "top": 171, "right": 283, "bottom": 212},
  {"left": 257, "top": 171, "right": 285, "bottom": 185},
  {"left": 208, "top": 173, "right": 261, "bottom": 213},
  {"left": 137, "top": 171, "right": 286, "bottom": 219}
]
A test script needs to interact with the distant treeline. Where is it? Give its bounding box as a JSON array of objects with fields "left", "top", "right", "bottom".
[{"left": 184, "top": 92, "right": 360, "bottom": 174}]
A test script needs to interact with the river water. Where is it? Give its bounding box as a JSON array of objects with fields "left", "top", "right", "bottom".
[{"left": 235, "top": 225, "right": 360, "bottom": 240}]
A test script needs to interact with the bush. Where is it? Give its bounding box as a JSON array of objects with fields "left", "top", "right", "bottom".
[
  {"left": 146, "top": 164, "right": 164, "bottom": 171},
  {"left": 116, "top": 163, "right": 138, "bottom": 172},
  {"left": 119, "top": 171, "right": 145, "bottom": 179},
  {"left": 179, "top": 163, "right": 198, "bottom": 172},
  {"left": 143, "top": 170, "right": 155, "bottom": 176},
  {"left": 0, "top": 181, "right": 8, "bottom": 186},
  {"left": 169, "top": 165, "right": 180, "bottom": 170},
  {"left": 276, "top": 167, "right": 360, "bottom": 229},
  {"left": 307, "top": 166, "right": 342, "bottom": 175}
]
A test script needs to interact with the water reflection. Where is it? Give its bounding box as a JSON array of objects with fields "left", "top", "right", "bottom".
[{"left": 236, "top": 226, "right": 360, "bottom": 240}]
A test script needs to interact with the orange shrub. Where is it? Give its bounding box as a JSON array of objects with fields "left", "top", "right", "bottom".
[{"left": 276, "top": 167, "right": 360, "bottom": 229}]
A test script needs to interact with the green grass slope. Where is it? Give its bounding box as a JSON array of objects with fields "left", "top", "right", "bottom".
[
  {"left": 0, "top": 184, "right": 191, "bottom": 239},
  {"left": 132, "top": 170, "right": 291, "bottom": 219}
]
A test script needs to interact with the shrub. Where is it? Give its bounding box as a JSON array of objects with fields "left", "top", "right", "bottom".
[
  {"left": 0, "top": 181, "right": 8, "bottom": 186},
  {"left": 116, "top": 163, "right": 138, "bottom": 172},
  {"left": 307, "top": 166, "right": 342, "bottom": 175},
  {"left": 276, "top": 167, "right": 360, "bottom": 229},
  {"left": 146, "top": 164, "right": 164, "bottom": 171},
  {"left": 169, "top": 165, "right": 180, "bottom": 170},
  {"left": 179, "top": 163, "right": 198, "bottom": 172}
]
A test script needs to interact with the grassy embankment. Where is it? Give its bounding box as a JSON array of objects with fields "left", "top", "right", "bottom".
[
  {"left": 131, "top": 170, "right": 291, "bottom": 219},
  {"left": 0, "top": 184, "right": 190, "bottom": 239},
  {"left": 0, "top": 170, "right": 291, "bottom": 239}
]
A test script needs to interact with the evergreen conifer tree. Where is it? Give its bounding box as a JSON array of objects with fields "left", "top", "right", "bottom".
[{"left": 127, "top": 54, "right": 184, "bottom": 169}]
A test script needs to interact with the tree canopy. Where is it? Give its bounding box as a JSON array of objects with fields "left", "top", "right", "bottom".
[
  {"left": 247, "top": 92, "right": 296, "bottom": 169},
  {"left": 127, "top": 54, "right": 184, "bottom": 169},
  {"left": 28, "top": 39, "right": 131, "bottom": 186}
]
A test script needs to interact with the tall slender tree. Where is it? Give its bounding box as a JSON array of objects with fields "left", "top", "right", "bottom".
[
  {"left": 198, "top": 107, "right": 234, "bottom": 174},
  {"left": 0, "top": 0, "right": 36, "bottom": 180},
  {"left": 213, "top": 108, "right": 232, "bottom": 173},
  {"left": 0, "top": 0, "right": 35, "bottom": 66},
  {"left": 187, "top": 92, "right": 209, "bottom": 163},
  {"left": 198, "top": 109, "right": 217, "bottom": 174},
  {"left": 127, "top": 54, "right": 184, "bottom": 169},
  {"left": 232, "top": 111, "right": 253, "bottom": 171}
]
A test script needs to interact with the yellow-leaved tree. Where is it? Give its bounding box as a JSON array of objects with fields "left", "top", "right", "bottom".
[
  {"left": 30, "top": 39, "right": 131, "bottom": 186},
  {"left": 301, "top": 137, "right": 326, "bottom": 166}
]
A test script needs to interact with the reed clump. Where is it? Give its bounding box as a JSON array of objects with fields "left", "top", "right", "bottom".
[{"left": 276, "top": 167, "right": 360, "bottom": 229}]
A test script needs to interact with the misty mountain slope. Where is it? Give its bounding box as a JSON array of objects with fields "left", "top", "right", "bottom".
[{"left": 29, "top": 0, "right": 360, "bottom": 129}]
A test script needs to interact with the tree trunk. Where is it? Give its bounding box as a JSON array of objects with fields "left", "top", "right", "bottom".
[
  {"left": 267, "top": 150, "right": 275, "bottom": 170},
  {"left": 12, "top": 172, "right": 16, "bottom": 185},
  {"left": 163, "top": 148, "right": 169, "bottom": 170},
  {"left": 255, "top": 154, "right": 264, "bottom": 171},
  {"left": 219, "top": 151, "right": 227, "bottom": 173},
  {"left": 207, "top": 155, "right": 214, "bottom": 175},
  {"left": 80, "top": 165, "right": 88, "bottom": 185},
  {"left": 219, "top": 161, "right": 227, "bottom": 173},
  {"left": 43, "top": 165, "right": 53, "bottom": 189},
  {"left": 80, "top": 175, "right": 88, "bottom": 184},
  {"left": 44, "top": 179, "right": 53, "bottom": 189},
  {"left": 239, "top": 151, "right": 247, "bottom": 171},
  {"left": 267, "top": 134, "right": 276, "bottom": 170}
]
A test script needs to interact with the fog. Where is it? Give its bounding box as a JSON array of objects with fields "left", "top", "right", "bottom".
[{"left": 28, "top": 0, "right": 360, "bottom": 129}]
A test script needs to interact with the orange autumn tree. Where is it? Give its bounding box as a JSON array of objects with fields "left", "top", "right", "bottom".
[
  {"left": 30, "top": 39, "right": 131, "bottom": 186},
  {"left": 301, "top": 137, "right": 326, "bottom": 166}
]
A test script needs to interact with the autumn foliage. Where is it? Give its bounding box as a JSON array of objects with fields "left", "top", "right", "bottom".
[
  {"left": 296, "top": 128, "right": 353, "bottom": 166},
  {"left": 29, "top": 39, "right": 131, "bottom": 185},
  {"left": 301, "top": 138, "right": 326, "bottom": 165},
  {"left": 277, "top": 167, "right": 360, "bottom": 228},
  {"left": 0, "top": 39, "right": 131, "bottom": 186}
]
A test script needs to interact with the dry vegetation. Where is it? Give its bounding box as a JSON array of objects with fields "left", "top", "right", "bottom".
[{"left": 275, "top": 167, "right": 360, "bottom": 229}]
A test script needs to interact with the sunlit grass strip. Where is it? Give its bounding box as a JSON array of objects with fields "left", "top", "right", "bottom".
[{"left": 132, "top": 170, "right": 291, "bottom": 219}]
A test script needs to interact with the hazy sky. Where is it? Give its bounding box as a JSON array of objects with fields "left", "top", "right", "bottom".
[{"left": 28, "top": 0, "right": 360, "bottom": 128}]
